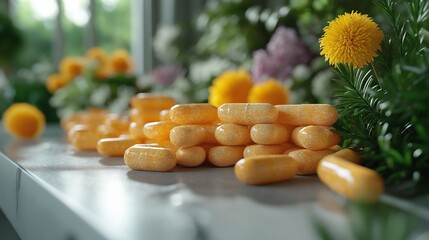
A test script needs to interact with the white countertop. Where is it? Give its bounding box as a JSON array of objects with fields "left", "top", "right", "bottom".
[{"left": 0, "top": 125, "right": 428, "bottom": 240}]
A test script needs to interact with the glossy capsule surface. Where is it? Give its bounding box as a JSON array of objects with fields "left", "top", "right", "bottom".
[
  {"left": 143, "top": 121, "right": 178, "bottom": 140},
  {"left": 70, "top": 128, "right": 104, "bottom": 150},
  {"left": 170, "top": 104, "right": 218, "bottom": 124},
  {"left": 97, "top": 137, "right": 139, "bottom": 156},
  {"left": 276, "top": 104, "right": 338, "bottom": 126},
  {"left": 131, "top": 93, "right": 176, "bottom": 110},
  {"left": 208, "top": 146, "right": 245, "bottom": 167},
  {"left": 129, "top": 108, "right": 161, "bottom": 124},
  {"left": 124, "top": 145, "right": 177, "bottom": 171},
  {"left": 243, "top": 143, "right": 294, "bottom": 157},
  {"left": 317, "top": 155, "right": 384, "bottom": 202},
  {"left": 250, "top": 124, "right": 291, "bottom": 144},
  {"left": 176, "top": 146, "right": 206, "bottom": 167},
  {"left": 287, "top": 149, "right": 336, "bottom": 175},
  {"left": 218, "top": 103, "right": 278, "bottom": 125},
  {"left": 170, "top": 125, "right": 206, "bottom": 147},
  {"left": 215, "top": 124, "right": 252, "bottom": 146},
  {"left": 291, "top": 126, "right": 341, "bottom": 150},
  {"left": 235, "top": 155, "right": 297, "bottom": 185},
  {"left": 128, "top": 122, "right": 146, "bottom": 142},
  {"left": 332, "top": 148, "right": 362, "bottom": 165}
]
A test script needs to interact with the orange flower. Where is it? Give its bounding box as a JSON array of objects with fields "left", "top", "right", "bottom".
[
  {"left": 109, "top": 50, "right": 133, "bottom": 74},
  {"left": 208, "top": 70, "right": 253, "bottom": 107},
  {"left": 46, "top": 74, "right": 72, "bottom": 93},
  {"left": 2, "top": 103, "right": 46, "bottom": 139},
  {"left": 59, "top": 57, "right": 85, "bottom": 78},
  {"left": 248, "top": 79, "right": 290, "bottom": 105},
  {"left": 86, "top": 47, "right": 107, "bottom": 65}
]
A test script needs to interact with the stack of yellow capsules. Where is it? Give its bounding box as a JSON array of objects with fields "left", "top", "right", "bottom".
[
  {"left": 98, "top": 93, "right": 176, "bottom": 156},
  {"left": 62, "top": 95, "right": 384, "bottom": 202},
  {"left": 64, "top": 108, "right": 130, "bottom": 151}
]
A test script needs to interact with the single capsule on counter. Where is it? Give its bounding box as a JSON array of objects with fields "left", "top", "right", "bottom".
[
  {"left": 70, "top": 128, "right": 104, "bottom": 150},
  {"left": 170, "top": 104, "right": 218, "bottom": 124},
  {"left": 218, "top": 103, "right": 278, "bottom": 125},
  {"left": 286, "top": 149, "right": 336, "bottom": 175},
  {"left": 243, "top": 143, "right": 294, "bottom": 157},
  {"left": 332, "top": 148, "right": 362, "bottom": 165},
  {"left": 208, "top": 146, "right": 245, "bottom": 167},
  {"left": 129, "top": 108, "right": 161, "bottom": 124},
  {"left": 235, "top": 155, "right": 297, "bottom": 185},
  {"left": 170, "top": 125, "right": 206, "bottom": 147},
  {"left": 97, "top": 137, "right": 139, "bottom": 156},
  {"left": 276, "top": 104, "right": 338, "bottom": 126},
  {"left": 176, "top": 146, "right": 206, "bottom": 167},
  {"left": 143, "top": 121, "right": 178, "bottom": 140},
  {"left": 131, "top": 93, "right": 176, "bottom": 110},
  {"left": 291, "top": 126, "right": 341, "bottom": 150},
  {"left": 250, "top": 124, "right": 292, "bottom": 144},
  {"left": 159, "top": 109, "right": 171, "bottom": 121},
  {"left": 318, "top": 155, "right": 384, "bottom": 202},
  {"left": 124, "top": 145, "right": 177, "bottom": 171},
  {"left": 215, "top": 124, "right": 252, "bottom": 146},
  {"left": 128, "top": 122, "right": 146, "bottom": 142}
]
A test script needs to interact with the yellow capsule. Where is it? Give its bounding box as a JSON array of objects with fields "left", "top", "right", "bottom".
[
  {"left": 124, "top": 145, "right": 177, "bottom": 171},
  {"left": 70, "top": 128, "right": 104, "bottom": 151},
  {"left": 250, "top": 124, "right": 291, "bottom": 144},
  {"left": 282, "top": 146, "right": 302, "bottom": 155},
  {"left": 235, "top": 155, "right": 297, "bottom": 185},
  {"left": 129, "top": 108, "right": 161, "bottom": 124},
  {"left": 159, "top": 109, "right": 171, "bottom": 121},
  {"left": 200, "top": 125, "right": 219, "bottom": 144},
  {"left": 208, "top": 146, "right": 245, "bottom": 167},
  {"left": 287, "top": 149, "right": 336, "bottom": 175},
  {"left": 243, "top": 143, "right": 294, "bottom": 157},
  {"left": 128, "top": 122, "right": 146, "bottom": 142},
  {"left": 170, "top": 104, "right": 218, "bottom": 124},
  {"left": 291, "top": 126, "right": 341, "bottom": 150},
  {"left": 131, "top": 93, "right": 176, "bottom": 110},
  {"left": 218, "top": 103, "right": 278, "bottom": 125},
  {"left": 330, "top": 145, "right": 342, "bottom": 151},
  {"left": 318, "top": 155, "right": 384, "bottom": 202},
  {"left": 104, "top": 114, "right": 130, "bottom": 133},
  {"left": 170, "top": 125, "right": 206, "bottom": 147},
  {"left": 176, "top": 146, "right": 206, "bottom": 167},
  {"left": 215, "top": 124, "right": 252, "bottom": 146},
  {"left": 97, "top": 137, "right": 139, "bottom": 156},
  {"left": 332, "top": 148, "right": 362, "bottom": 165},
  {"left": 67, "top": 124, "right": 94, "bottom": 142},
  {"left": 276, "top": 104, "right": 338, "bottom": 126},
  {"left": 143, "top": 121, "right": 178, "bottom": 140}
]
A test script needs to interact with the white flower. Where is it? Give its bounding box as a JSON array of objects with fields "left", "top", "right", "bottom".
[
  {"left": 90, "top": 85, "right": 111, "bottom": 107},
  {"left": 292, "top": 64, "right": 311, "bottom": 82},
  {"left": 109, "top": 86, "right": 135, "bottom": 113},
  {"left": 189, "top": 57, "right": 235, "bottom": 84},
  {"left": 153, "top": 25, "right": 180, "bottom": 63}
]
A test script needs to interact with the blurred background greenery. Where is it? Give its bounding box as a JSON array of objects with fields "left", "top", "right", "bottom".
[{"left": 0, "top": 0, "right": 379, "bottom": 121}]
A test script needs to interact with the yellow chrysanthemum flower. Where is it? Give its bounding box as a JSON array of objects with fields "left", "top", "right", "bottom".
[
  {"left": 3, "top": 103, "right": 46, "bottom": 139},
  {"left": 109, "top": 50, "right": 133, "bottom": 74},
  {"left": 248, "top": 79, "right": 289, "bottom": 105},
  {"left": 320, "top": 12, "right": 384, "bottom": 68},
  {"left": 208, "top": 70, "right": 253, "bottom": 107},
  {"left": 59, "top": 57, "right": 85, "bottom": 78}
]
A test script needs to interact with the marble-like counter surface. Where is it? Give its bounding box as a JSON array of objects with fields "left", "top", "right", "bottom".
[{"left": 0, "top": 125, "right": 428, "bottom": 240}]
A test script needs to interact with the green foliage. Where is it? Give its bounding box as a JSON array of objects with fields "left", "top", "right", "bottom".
[
  {"left": 334, "top": 0, "right": 429, "bottom": 193},
  {"left": 0, "top": 12, "right": 23, "bottom": 66}
]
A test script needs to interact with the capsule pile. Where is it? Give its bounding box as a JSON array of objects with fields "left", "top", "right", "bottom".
[{"left": 61, "top": 94, "right": 384, "bottom": 202}]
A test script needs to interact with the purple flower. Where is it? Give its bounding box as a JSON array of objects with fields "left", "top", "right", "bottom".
[
  {"left": 153, "top": 64, "right": 184, "bottom": 86},
  {"left": 252, "top": 27, "right": 312, "bottom": 83}
]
